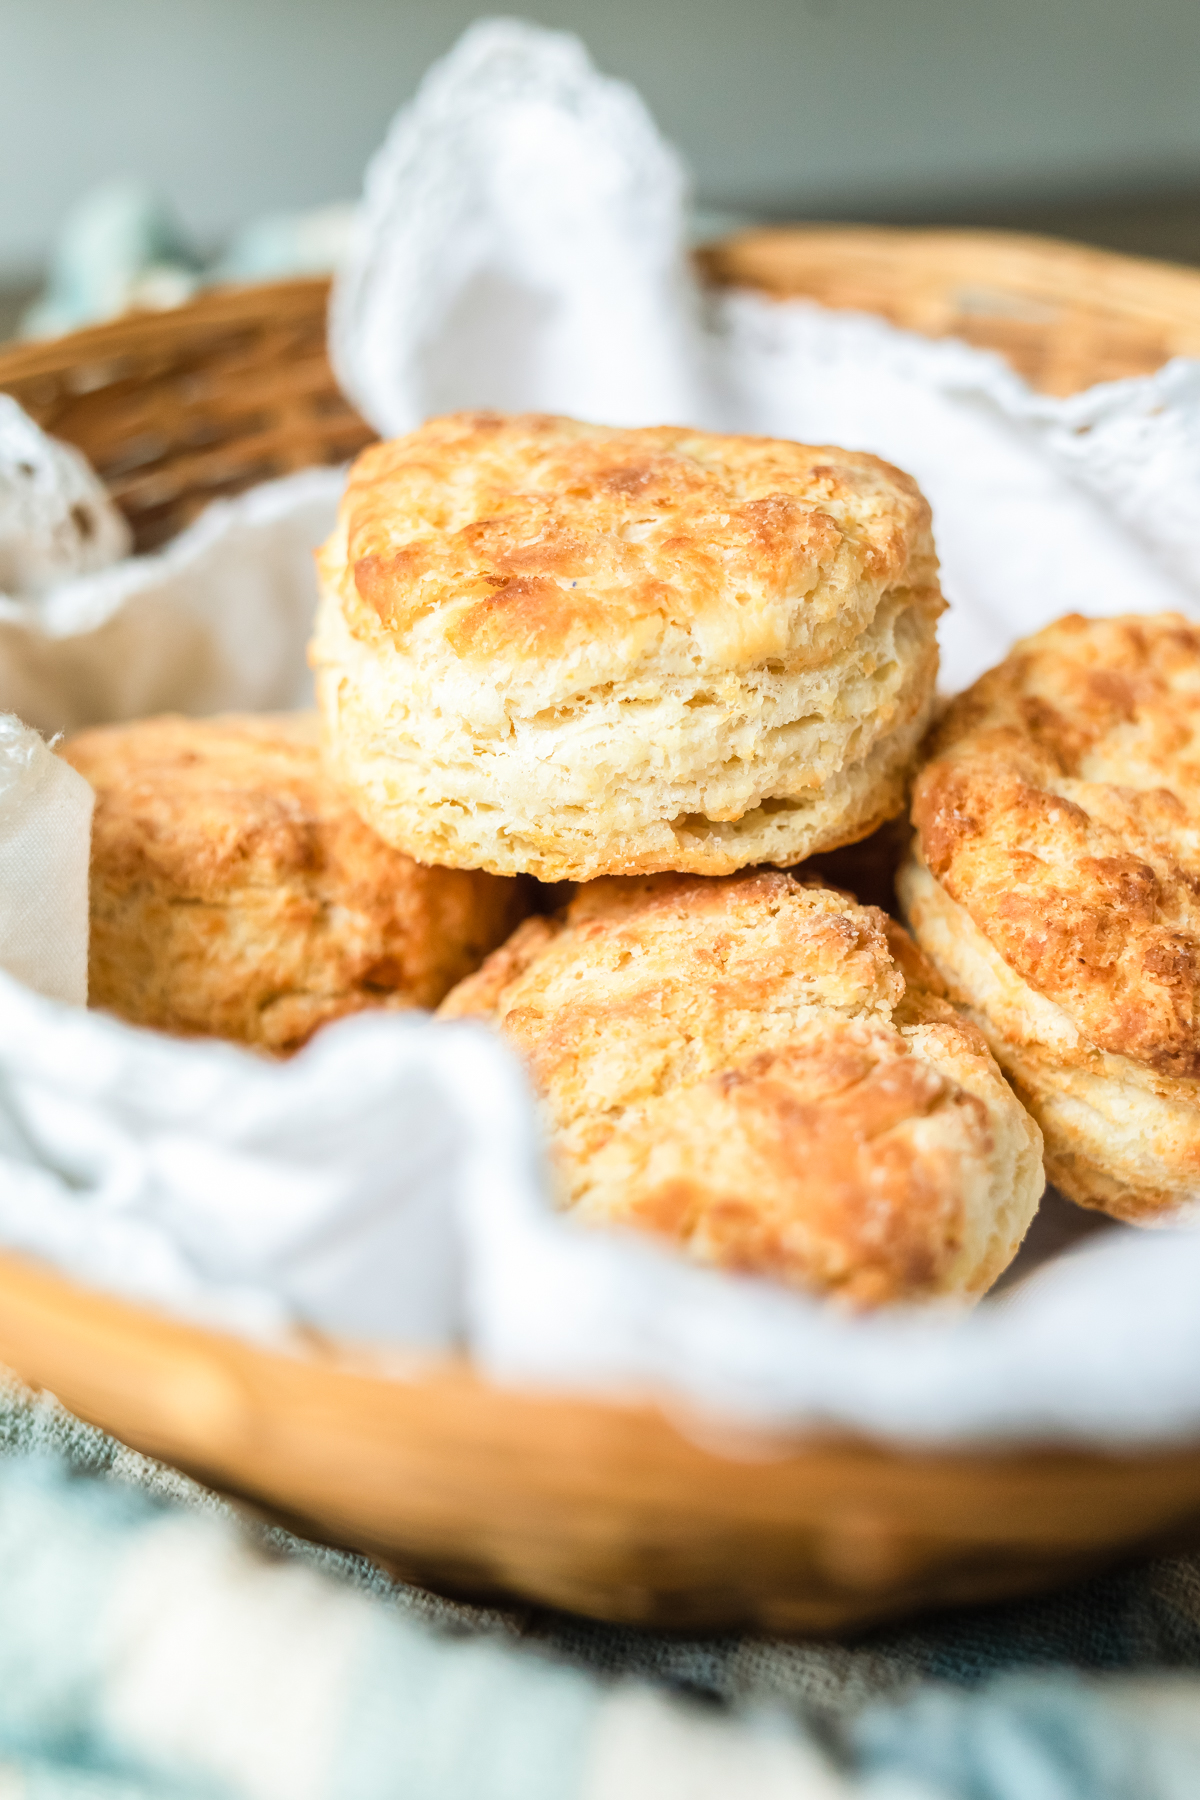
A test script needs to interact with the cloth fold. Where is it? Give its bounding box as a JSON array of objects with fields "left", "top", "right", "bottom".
[
  {"left": 0, "top": 466, "right": 342, "bottom": 737},
  {"left": 0, "top": 715, "right": 90, "bottom": 1005},
  {"left": 331, "top": 18, "right": 712, "bottom": 437}
]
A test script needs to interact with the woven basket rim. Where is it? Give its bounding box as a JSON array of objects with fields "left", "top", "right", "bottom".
[
  {"left": 5, "top": 221, "right": 1198, "bottom": 379},
  {"left": 0, "top": 275, "right": 333, "bottom": 383}
]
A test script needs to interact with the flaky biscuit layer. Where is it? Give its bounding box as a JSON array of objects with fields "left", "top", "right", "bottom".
[
  {"left": 313, "top": 412, "right": 943, "bottom": 881},
  {"left": 900, "top": 858, "right": 1200, "bottom": 1222},
  {"left": 62, "top": 713, "right": 530, "bottom": 1053},
  {"left": 903, "top": 612, "right": 1200, "bottom": 1221},
  {"left": 440, "top": 871, "right": 1043, "bottom": 1304}
]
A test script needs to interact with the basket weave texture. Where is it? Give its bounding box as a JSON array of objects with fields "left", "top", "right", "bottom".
[
  {"left": 0, "top": 278, "right": 373, "bottom": 552},
  {"left": 698, "top": 225, "right": 1200, "bottom": 395},
  {"left": 2, "top": 229, "right": 1200, "bottom": 1633}
]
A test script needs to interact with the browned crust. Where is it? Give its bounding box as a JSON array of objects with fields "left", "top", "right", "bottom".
[
  {"left": 440, "top": 871, "right": 1025, "bottom": 1305},
  {"left": 617, "top": 1023, "right": 984, "bottom": 1306},
  {"left": 333, "top": 412, "right": 939, "bottom": 667},
  {"left": 912, "top": 613, "right": 1200, "bottom": 1078},
  {"left": 62, "top": 713, "right": 531, "bottom": 1053}
]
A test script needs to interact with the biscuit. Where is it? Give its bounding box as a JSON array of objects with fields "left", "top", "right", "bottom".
[
  {"left": 312, "top": 412, "right": 943, "bottom": 883},
  {"left": 900, "top": 612, "right": 1200, "bottom": 1223},
  {"left": 439, "top": 871, "right": 1043, "bottom": 1304},
  {"left": 62, "top": 712, "right": 531, "bottom": 1053}
]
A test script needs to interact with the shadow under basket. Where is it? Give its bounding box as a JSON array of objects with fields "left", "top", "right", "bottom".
[{"left": 3, "top": 229, "right": 1200, "bottom": 1635}]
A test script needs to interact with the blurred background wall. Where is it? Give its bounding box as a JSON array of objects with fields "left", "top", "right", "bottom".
[{"left": 2, "top": 0, "right": 1200, "bottom": 295}]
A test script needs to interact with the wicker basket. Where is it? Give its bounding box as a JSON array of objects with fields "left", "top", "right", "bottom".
[
  {"left": 697, "top": 224, "right": 1200, "bottom": 395},
  {"left": 2, "top": 229, "right": 1200, "bottom": 1635},
  {"left": 0, "top": 278, "right": 373, "bottom": 551}
]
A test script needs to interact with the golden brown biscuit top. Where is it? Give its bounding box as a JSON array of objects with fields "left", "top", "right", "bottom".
[
  {"left": 440, "top": 871, "right": 1008, "bottom": 1304},
  {"left": 61, "top": 713, "right": 354, "bottom": 902},
  {"left": 320, "top": 411, "right": 937, "bottom": 674},
  {"left": 913, "top": 613, "right": 1200, "bottom": 1078},
  {"left": 441, "top": 871, "right": 906, "bottom": 1115},
  {"left": 63, "top": 712, "right": 532, "bottom": 1049}
]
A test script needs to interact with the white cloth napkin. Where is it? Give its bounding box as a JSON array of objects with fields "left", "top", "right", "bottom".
[
  {"left": 0, "top": 715, "right": 91, "bottom": 1004},
  {"left": 3, "top": 18, "right": 1200, "bottom": 1446},
  {"left": 332, "top": 18, "right": 712, "bottom": 437},
  {"left": 0, "top": 465, "right": 342, "bottom": 735},
  {"left": 0, "top": 963, "right": 541, "bottom": 1347}
]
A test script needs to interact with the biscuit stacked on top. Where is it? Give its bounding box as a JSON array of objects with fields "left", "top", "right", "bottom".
[
  {"left": 310, "top": 413, "right": 943, "bottom": 881},
  {"left": 68, "top": 412, "right": 1048, "bottom": 1305}
]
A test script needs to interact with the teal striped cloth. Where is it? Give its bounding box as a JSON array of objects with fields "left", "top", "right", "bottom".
[{"left": 4, "top": 1367, "right": 1200, "bottom": 1799}]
